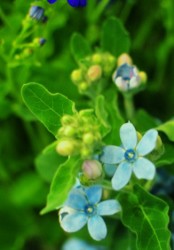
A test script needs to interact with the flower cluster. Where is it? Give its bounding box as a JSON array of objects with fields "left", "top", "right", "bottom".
[
  {"left": 112, "top": 53, "right": 147, "bottom": 92},
  {"left": 71, "top": 52, "right": 116, "bottom": 93},
  {"left": 59, "top": 185, "right": 121, "bottom": 241},
  {"left": 56, "top": 111, "right": 102, "bottom": 158},
  {"left": 47, "top": 0, "right": 87, "bottom": 7},
  {"left": 100, "top": 122, "right": 159, "bottom": 190}
]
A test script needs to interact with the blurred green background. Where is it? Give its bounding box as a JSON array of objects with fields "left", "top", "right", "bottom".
[{"left": 0, "top": 0, "right": 174, "bottom": 249}]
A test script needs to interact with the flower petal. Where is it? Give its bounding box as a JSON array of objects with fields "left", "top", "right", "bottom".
[
  {"left": 120, "top": 122, "right": 137, "bottom": 149},
  {"left": 137, "top": 129, "right": 158, "bottom": 156},
  {"left": 133, "top": 157, "right": 156, "bottom": 180},
  {"left": 88, "top": 215, "right": 107, "bottom": 241},
  {"left": 60, "top": 212, "right": 87, "bottom": 232},
  {"left": 97, "top": 200, "right": 121, "bottom": 216},
  {"left": 112, "top": 162, "right": 132, "bottom": 190},
  {"left": 100, "top": 146, "right": 124, "bottom": 164},
  {"left": 65, "top": 188, "right": 87, "bottom": 210},
  {"left": 104, "top": 164, "right": 116, "bottom": 177},
  {"left": 85, "top": 185, "right": 102, "bottom": 205}
]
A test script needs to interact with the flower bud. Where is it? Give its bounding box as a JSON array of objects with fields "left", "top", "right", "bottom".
[
  {"left": 117, "top": 53, "right": 132, "bottom": 66},
  {"left": 71, "top": 69, "right": 83, "bottom": 83},
  {"left": 87, "top": 65, "right": 102, "bottom": 82},
  {"left": 139, "top": 71, "right": 147, "bottom": 83},
  {"left": 91, "top": 53, "right": 102, "bottom": 64},
  {"left": 83, "top": 133, "right": 94, "bottom": 144},
  {"left": 29, "top": 6, "right": 45, "bottom": 21},
  {"left": 56, "top": 140, "right": 75, "bottom": 156},
  {"left": 79, "top": 82, "right": 88, "bottom": 91},
  {"left": 82, "top": 160, "right": 102, "bottom": 180},
  {"left": 61, "top": 115, "right": 74, "bottom": 125},
  {"left": 64, "top": 126, "right": 75, "bottom": 137},
  {"left": 148, "top": 135, "right": 164, "bottom": 161}
]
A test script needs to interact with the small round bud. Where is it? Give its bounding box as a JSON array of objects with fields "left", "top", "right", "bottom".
[
  {"left": 64, "top": 126, "right": 75, "bottom": 137},
  {"left": 56, "top": 140, "right": 75, "bottom": 156},
  {"left": 91, "top": 53, "right": 102, "bottom": 64},
  {"left": 80, "top": 147, "right": 91, "bottom": 158},
  {"left": 106, "top": 53, "right": 116, "bottom": 65},
  {"left": 117, "top": 53, "right": 133, "bottom": 66},
  {"left": 139, "top": 71, "right": 147, "bottom": 83},
  {"left": 61, "top": 115, "right": 74, "bottom": 125},
  {"left": 82, "top": 160, "right": 102, "bottom": 180},
  {"left": 87, "top": 65, "right": 102, "bottom": 82},
  {"left": 83, "top": 133, "right": 94, "bottom": 144},
  {"left": 79, "top": 82, "right": 88, "bottom": 91},
  {"left": 71, "top": 69, "right": 83, "bottom": 83}
]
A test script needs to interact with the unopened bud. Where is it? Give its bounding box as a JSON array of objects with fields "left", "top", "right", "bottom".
[
  {"left": 91, "top": 53, "right": 102, "bottom": 64},
  {"left": 83, "top": 133, "right": 94, "bottom": 144},
  {"left": 148, "top": 135, "right": 164, "bottom": 161},
  {"left": 71, "top": 69, "right": 83, "bottom": 83},
  {"left": 82, "top": 160, "right": 102, "bottom": 180},
  {"left": 117, "top": 53, "right": 132, "bottom": 66},
  {"left": 87, "top": 65, "right": 102, "bottom": 82},
  {"left": 79, "top": 82, "right": 88, "bottom": 91},
  {"left": 56, "top": 140, "right": 75, "bottom": 156},
  {"left": 64, "top": 126, "right": 75, "bottom": 137},
  {"left": 61, "top": 115, "right": 74, "bottom": 125},
  {"left": 139, "top": 71, "right": 147, "bottom": 83}
]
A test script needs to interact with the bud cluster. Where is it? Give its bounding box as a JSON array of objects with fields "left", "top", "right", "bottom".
[
  {"left": 56, "top": 111, "right": 102, "bottom": 158},
  {"left": 113, "top": 53, "right": 147, "bottom": 92},
  {"left": 71, "top": 52, "right": 116, "bottom": 93}
]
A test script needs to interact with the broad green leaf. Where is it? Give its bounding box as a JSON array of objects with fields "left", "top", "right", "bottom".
[
  {"left": 119, "top": 185, "right": 171, "bottom": 250},
  {"left": 95, "top": 95, "right": 111, "bottom": 137},
  {"left": 101, "top": 17, "right": 130, "bottom": 56},
  {"left": 156, "top": 143, "right": 174, "bottom": 167},
  {"left": 133, "top": 109, "right": 159, "bottom": 132},
  {"left": 71, "top": 33, "right": 91, "bottom": 63},
  {"left": 21, "top": 83, "right": 75, "bottom": 136},
  {"left": 104, "top": 88, "right": 125, "bottom": 144},
  {"left": 35, "top": 142, "right": 66, "bottom": 183},
  {"left": 157, "top": 120, "right": 174, "bottom": 142},
  {"left": 41, "top": 157, "right": 81, "bottom": 214}
]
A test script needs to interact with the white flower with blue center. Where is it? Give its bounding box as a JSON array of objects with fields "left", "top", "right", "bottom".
[
  {"left": 59, "top": 185, "right": 121, "bottom": 241},
  {"left": 100, "top": 122, "right": 158, "bottom": 190}
]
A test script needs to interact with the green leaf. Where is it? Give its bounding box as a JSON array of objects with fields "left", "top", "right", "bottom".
[
  {"left": 35, "top": 142, "right": 66, "bottom": 183},
  {"left": 71, "top": 33, "right": 91, "bottom": 63},
  {"left": 21, "top": 83, "right": 75, "bottom": 136},
  {"left": 119, "top": 185, "right": 171, "bottom": 250},
  {"left": 95, "top": 95, "right": 111, "bottom": 137},
  {"left": 156, "top": 143, "right": 174, "bottom": 167},
  {"left": 157, "top": 120, "right": 174, "bottom": 142},
  {"left": 41, "top": 157, "right": 81, "bottom": 214},
  {"left": 101, "top": 17, "right": 130, "bottom": 56}
]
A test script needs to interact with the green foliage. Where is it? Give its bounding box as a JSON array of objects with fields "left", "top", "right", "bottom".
[
  {"left": 21, "top": 83, "right": 75, "bottom": 136},
  {"left": 41, "top": 157, "right": 82, "bottom": 214},
  {"left": 157, "top": 120, "right": 174, "bottom": 142},
  {"left": 119, "top": 185, "right": 171, "bottom": 250},
  {"left": 71, "top": 33, "right": 92, "bottom": 63},
  {"left": 35, "top": 142, "right": 66, "bottom": 183},
  {"left": 101, "top": 17, "right": 131, "bottom": 56}
]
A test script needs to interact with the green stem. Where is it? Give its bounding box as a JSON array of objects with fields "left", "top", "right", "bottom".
[
  {"left": 123, "top": 93, "right": 135, "bottom": 120},
  {"left": 0, "top": 7, "right": 13, "bottom": 29}
]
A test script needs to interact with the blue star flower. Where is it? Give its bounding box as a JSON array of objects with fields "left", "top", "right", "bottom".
[
  {"left": 100, "top": 122, "right": 158, "bottom": 190},
  {"left": 59, "top": 185, "right": 121, "bottom": 241},
  {"left": 47, "top": 0, "right": 87, "bottom": 7}
]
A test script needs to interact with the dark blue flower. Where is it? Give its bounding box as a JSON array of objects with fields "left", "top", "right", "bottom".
[
  {"left": 47, "top": 0, "right": 87, "bottom": 7},
  {"left": 39, "top": 38, "right": 47, "bottom": 46},
  {"left": 47, "top": 0, "right": 57, "bottom": 4}
]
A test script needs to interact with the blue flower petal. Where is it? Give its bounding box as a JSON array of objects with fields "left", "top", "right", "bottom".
[
  {"left": 120, "top": 122, "right": 137, "bottom": 149},
  {"left": 104, "top": 164, "right": 116, "bottom": 177},
  {"left": 112, "top": 161, "right": 132, "bottom": 190},
  {"left": 47, "top": 0, "right": 57, "bottom": 4},
  {"left": 60, "top": 212, "right": 87, "bottom": 232},
  {"left": 97, "top": 200, "right": 121, "bottom": 216},
  {"left": 88, "top": 215, "right": 107, "bottom": 241},
  {"left": 133, "top": 157, "right": 156, "bottom": 180},
  {"left": 65, "top": 188, "right": 87, "bottom": 210},
  {"left": 137, "top": 129, "right": 158, "bottom": 156},
  {"left": 68, "top": 0, "right": 87, "bottom": 7},
  {"left": 100, "top": 146, "right": 124, "bottom": 164},
  {"left": 62, "top": 238, "right": 91, "bottom": 250},
  {"left": 85, "top": 185, "right": 102, "bottom": 204}
]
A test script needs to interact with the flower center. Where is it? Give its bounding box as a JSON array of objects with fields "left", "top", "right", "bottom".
[
  {"left": 124, "top": 149, "right": 136, "bottom": 162},
  {"left": 84, "top": 204, "right": 96, "bottom": 216}
]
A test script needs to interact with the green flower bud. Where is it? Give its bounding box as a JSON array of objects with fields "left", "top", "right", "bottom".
[
  {"left": 81, "top": 147, "right": 91, "bottom": 158},
  {"left": 87, "top": 65, "right": 102, "bottom": 82},
  {"left": 56, "top": 140, "right": 75, "bottom": 156},
  {"left": 61, "top": 115, "right": 74, "bottom": 125},
  {"left": 139, "top": 71, "right": 147, "bottom": 83},
  {"left": 83, "top": 133, "right": 94, "bottom": 144},
  {"left": 79, "top": 82, "right": 88, "bottom": 91},
  {"left": 117, "top": 53, "right": 133, "bottom": 66},
  {"left": 82, "top": 160, "right": 102, "bottom": 180},
  {"left": 64, "top": 126, "right": 75, "bottom": 137},
  {"left": 71, "top": 69, "right": 83, "bottom": 83},
  {"left": 91, "top": 53, "right": 102, "bottom": 64}
]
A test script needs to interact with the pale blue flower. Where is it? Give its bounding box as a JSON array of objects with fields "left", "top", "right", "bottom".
[
  {"left": 62, "top": 237, "right": 106, "bottom": 250},
  {"left": 100, "top": 122, "right": 158, "bottom": 190},
  {"left": 59, "top": 185, "right": 121, "bottom": 241}
]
